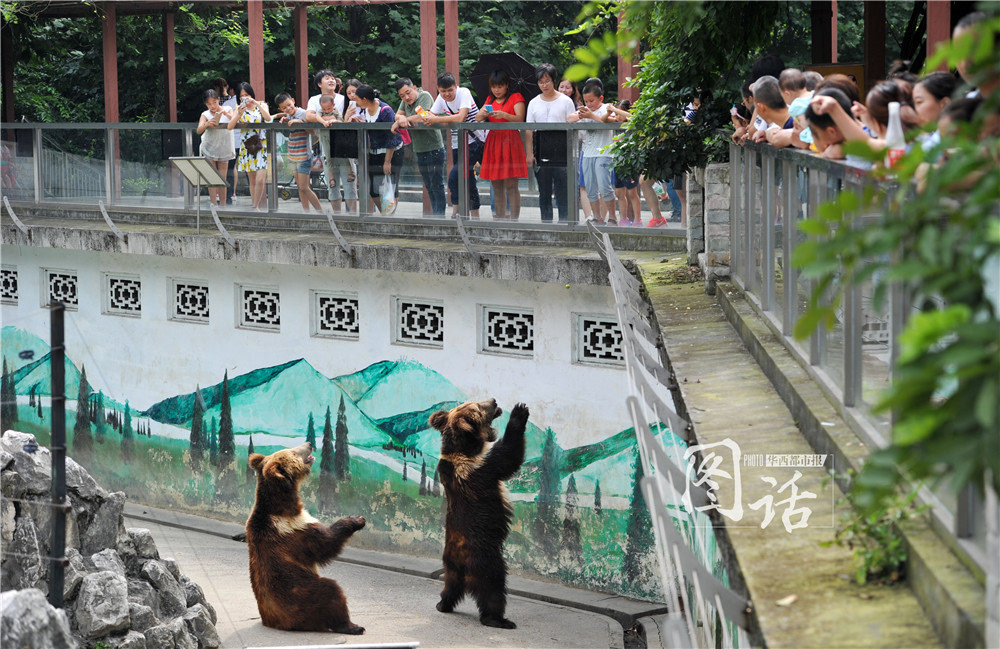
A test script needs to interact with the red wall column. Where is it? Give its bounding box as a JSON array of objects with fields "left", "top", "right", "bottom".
[
  {"left": 419, "top": 0, "right": 437, "bottom": 93},
  {"left": 444, "top": 0, "right": 459, "bottom": 82},
  {"left": 248, "top": 0, "right": 265, "bottom": 101},
  {"left": 617, "top": 13, "right": 639, "bottom": 102},
  {"left": 831, "top": 0, "right": 839, "bottom": 63},
  {"left": 926, "top": 0, "right": 951, "bottom": 72},
  {"left": 294, "top": 3, "right": 309, "bottom": 106},
  {"left": 163, "top": 12, "right": 177, "bottom": 122},
  {"left": 102, "top": 2, "right": 119, "bottom": 122},
  {"left": 863, "top": 0, "right": 886, "bottom": 92}
]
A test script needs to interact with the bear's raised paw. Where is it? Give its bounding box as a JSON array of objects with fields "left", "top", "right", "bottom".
[
  {"left": 341, "top": 515, "right": 366, "bottom": 531},
  {"left": 509, "top": 402, "right": 529, "bottom": 425}
]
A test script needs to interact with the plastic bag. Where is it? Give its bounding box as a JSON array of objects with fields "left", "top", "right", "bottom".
[{"left": 380, "top": 176, "right": 397, "bottom": 215}]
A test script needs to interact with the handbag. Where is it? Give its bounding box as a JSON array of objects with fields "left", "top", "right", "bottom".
[{"left": 243, "top": 132, "right": 263, "bottom": 156}]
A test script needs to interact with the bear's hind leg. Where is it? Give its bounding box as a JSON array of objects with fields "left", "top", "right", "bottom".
[
  {"left": 436, "top": 561, "right": 466, "bottom": 613},
  {"left": 314, "top": 577, "right": 365, "bottom": 635},
  {"left": 471, "top": 570, "right": 515, "bottom": 629}
]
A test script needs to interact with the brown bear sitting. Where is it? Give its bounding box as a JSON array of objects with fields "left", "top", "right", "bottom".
[
  {"left": 246, "top": 442, "right": 366, "bottom": 634},
  {"left": 429, "top": 399, "right": 529, "bottom": 629}
]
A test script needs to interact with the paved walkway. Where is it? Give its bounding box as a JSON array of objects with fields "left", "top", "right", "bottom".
[{"left": 125, "top": 504, "right": 664, "bottom": 649}]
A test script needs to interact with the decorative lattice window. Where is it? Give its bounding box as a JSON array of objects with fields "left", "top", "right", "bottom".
[
  {"left": 171, "top": 279, "right": 210, "bottom": 323},
  {"left": 393, "top": 297, "right": 444, "bottom": 348},
  {"left": 102, "top": 273, "right": 141, "bottom": 317},
  {"left": 1, "top": 266, "right": 17, "bottom": 305},
  {"left": 42, "top": 268, "right": 78, "bottom": 309},
  {"left": 480, "top": 305, "right": 534, "bottom": 357},
  {"left": 574, "top": 314, "right": 625, "bottom": 367},
  {"left": 237, "top": 285, "right": 280, "bottom": 332},
  {"left": 311, "top": 290, "right": 360, "bottom": 340}
]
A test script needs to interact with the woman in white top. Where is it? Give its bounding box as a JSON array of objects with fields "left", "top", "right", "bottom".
[{"left": 197, "top": 89, "right": 234, "bottom": 207}]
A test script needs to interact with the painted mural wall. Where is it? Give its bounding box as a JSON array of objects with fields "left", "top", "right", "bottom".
[{"left": 0, "top": 244, "right": 683, "bottom": 600}]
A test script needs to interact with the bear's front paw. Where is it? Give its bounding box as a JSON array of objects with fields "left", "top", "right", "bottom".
[
  {"left": 342, "top": 515, "right": 366, "bottom": 531},
  {"left": 332, "top": 622, "right": 365, "bottom": 635},
  {"left": 509, "top": 402, "right": 529, "bottom": 425}
]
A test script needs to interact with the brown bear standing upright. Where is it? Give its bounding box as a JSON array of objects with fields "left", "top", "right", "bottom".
[
  {"left": 429, "top": 399, "right": 529, "bottom": 629},
  {"left": 246, "top": 442, "right": 366, "bottom": 634}
]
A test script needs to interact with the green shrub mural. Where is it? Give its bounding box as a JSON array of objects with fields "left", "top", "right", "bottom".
[{"left": 1, "top": 324, "right": 718, "bottom": 601}]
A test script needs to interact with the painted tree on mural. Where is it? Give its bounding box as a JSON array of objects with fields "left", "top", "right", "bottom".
[
  {"left": 72, "top": 365, "right": 93, "bottom": 461},
  {"left": 189, "top": 385, "right": 205, "bottom": 472},
  {"left": 320, "top": 405, "right": 335, "bottom": 503},
  {"left": 419, "top": 460, "right": 427, "bottom": 496},
  {"left": 333, "top": 396, "right": 350, "bottom": 481},
  {"left": 0, "top": 357, "right": 17, "bottom": 431},
  {"left": 561, "top": 474, "right": 582, "bottom": 563},
  {"left": 208, "top": 416, "right": 218, "bottom": 468},
  {"left": 121, "top": 400, "right": 135, "bottom": 462},
  {"left": 594, "top": 478, "right": 603, "bottom": 516},
  {"left": 432, "top": 467, "right": 440, "bottom": 498},
  {"left": 246, "top": 436, "right": 255, "bottom": 484},
  {"left": 624, "top": 449, "right": 653, "bottom": 583},
  {"left": 402, "top": 461, "right": 408, "bottom": 482},
  {"left": 534, "top": 427, "right": 562, "bottom": 555},
  {"left": 305, "top": 411, "right": 316, "bottom": 450},
  {"left": 94, "top": 391, "right": 105, "bottom": 442},
  {"left": 218, "top": 371, "right": 235, "bottom": 470}
]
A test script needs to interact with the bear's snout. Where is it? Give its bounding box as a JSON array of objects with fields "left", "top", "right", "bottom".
[{"left": 290, "top": 442, "right": 314, "bottom": 466}]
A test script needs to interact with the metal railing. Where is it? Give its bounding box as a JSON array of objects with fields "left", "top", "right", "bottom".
[
  {"left": 726, "top": 140, "right": 990, "bottom": 573},
  {"left": 592, "top": 223, "right": 754, "bottom": 648},
  {"left": 0, "top": 120, "right": 630, "bottom": 230}
]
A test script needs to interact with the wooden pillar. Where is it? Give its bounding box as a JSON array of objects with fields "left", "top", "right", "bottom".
[
  {"left": 926, "top": 0, "right": 951, "bottom": 72},
  {"left": 811, "top": 1, "right": 833, "bottom": 64},
  {"left": 248, "top": 0, "right": 265, "bottom": 101},
  {"left": 1, "top": 23, "right": 14, "bottom": 123},
  {"left": 863, "top": 0, "right": 886, "bottom": 92},
  {"left": 831, "top": 0, "right": 838, "bottom": 63},
  {"left": 444, "top": 0, "right": 459, "bottom": 81},
  {"left": 419, "top": 0, "right": 437, "bottom": 92},
  {"left": 294, "top": 3, "right": 309, "bottom": 106},
  {"left": 163, "top": 12, "right": 177, "bottom": 122},
  {"left": 102, "top": 2, "right": 119, "bottom": 122}
]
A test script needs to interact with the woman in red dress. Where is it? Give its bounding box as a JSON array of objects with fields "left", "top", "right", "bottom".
[{"left": 475, "top": 70, "right": 528, "bottom": 220}]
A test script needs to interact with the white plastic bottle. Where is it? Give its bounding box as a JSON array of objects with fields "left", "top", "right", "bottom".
[{"left": 884, "top": 101, "right": 906, "bottom": 168}]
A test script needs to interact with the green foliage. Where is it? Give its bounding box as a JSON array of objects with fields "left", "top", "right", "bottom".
[
  {"left": 792, "top": 14, "right": 1000, "bottom": 510},
  {"left": 822, "top": 471, "right": 927, "bottom": 585}
]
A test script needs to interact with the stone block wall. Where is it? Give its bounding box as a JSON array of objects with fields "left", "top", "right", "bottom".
[
  {"left": 685, "top": 170, "right": 705, "bottom": 265},
  {"left": 701, "top": 163, "right": 731, "bottom": 295}
]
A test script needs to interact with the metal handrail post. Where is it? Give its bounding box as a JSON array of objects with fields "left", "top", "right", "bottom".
[
  {"left": 33, "top": 127, "right": 43, "bottom": 204},
  {"left": 358, "top": 129, "right": 370, "bottom": 216},
  {"left": 48, "top": 302, "right": 67, "bottom": 608},
  {"left": 807, "top": 167, "right": 822, "bottom": 365},
  {"left": 761, "top": 154, "right": 775, "bottom": 311},
  {"left": 743, "top": 149, "right": 753, "bottom": 291},
  {"left": 729, "top": 143, "right": 739, "bottom": 278},
  {"left": 268, "top": 124, "right": 278, "bottom": 212},
  {"left": 457, "top": 128, "right": 469, "bottom": 217},
  {"left": 183, "top": 128, "right": 194, "bottom": 211},
  {"left": 105, "top": 128, "right": 113, "bottom": 206},
  {"left": 566, "top": 128, "right": 578, "bottom": 225},
  {"left": 782, "top": 161, "right": 796, "bottom": 336}
]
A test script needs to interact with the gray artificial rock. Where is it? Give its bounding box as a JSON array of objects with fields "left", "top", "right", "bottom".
[
  {"left": 0, "top": 588, "right": 76, "bottom": 649},
  {"left": 118, "top": 532, "right": 140, "bottom": 575},
  {"left": 0, "top": 498, "right": 14, "bottom": 554},
  {"left": 129, "top": 602, "right": 159, "bottom": 633},
  {"left": 180, "top": 576, "right": 216, "bottom": 624},
  {"left": 82, "top": 491, "right": 125, "bottom": 555},
  {"left": 0, "top": 448, "right": 13, "bottom": 471},
  {"left": 74, "top": 571, "right": 130, "bottom": 639},
  {"left": 163, "top": 557, "right": 181, "bottom": 582},
  {"left": 64, "top": 548, "right": 87, "bottom": 601},
  {"left": 182, "top": 604, "right": 220, "bottom": 649},
  {"left": 141, "top": 560, "right": 186, "bottom": 618},
  {"left": 0, "top": 431, "right": 51, "bottom": 492},
  {"left": 92, "top": 548, "right": 127, "bottom": 575},
  {"left": 130, "top": 528, "right": 160, "bottom": 561},
  {"left": 144, "top": 617, "right": 197, "bottom": 649},
  {"left": 109, "top": 629, "right": 148, "bottom": 649},
  {"left": 65, "top": 455, "right": 106, "bottom": 501},
  {"left": 128, "top": 578, "right": 160, "bottom": 613},
  {"left": 2, "top": 517, "right": 48, "bottom": 592}
]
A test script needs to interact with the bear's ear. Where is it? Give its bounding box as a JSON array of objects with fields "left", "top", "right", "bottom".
[
  {"left": 263, "top": 460, "right": 287, "bottom": 482},
  {"left": 428, "top": 410, "right": 449, "bottom": 431},
  {"left": 248, "top": 453, "right": 265, "bottom": 472}
]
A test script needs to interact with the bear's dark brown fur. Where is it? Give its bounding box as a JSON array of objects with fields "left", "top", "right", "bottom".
[
  {"left": 246, "top": 442, "right": 365, "bottom": 634},
  {"left": 429, "top": 399, "right": 528, "bottom": 629}
]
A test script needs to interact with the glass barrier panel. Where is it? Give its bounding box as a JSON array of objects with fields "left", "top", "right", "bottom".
[
  {"left": 41, "top": 128, "right": 107, "bottom": 203},
  {"left": 772, "top": 158, "right": 785, "bottom": 315},
  {"left": 857, "top": 256, "right": 892, "bottom": 439},
  {"left": 818, "top": 174, "right": 845, "bottom": 394},
  {"left": 116, "top": 128, "right": 187, "bottom": 209},
  {"left": 1, "top": 128, "right": 36, "bottom": 202}
]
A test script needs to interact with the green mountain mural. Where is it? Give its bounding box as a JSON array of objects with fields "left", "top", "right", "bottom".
[
  {"left": 332, "top": 360, "right": 396, "bottom": 402},
  {"left": 11, "top": 352, "right": 82, "bottom": 398},
  {"left": 350, "top": 359, "right": 468, "bottom": 421},
  {"left": 1, "top": 326, "right": 51, "bottom": 371},
  {"left": 374, "top": 401, "right": 461, "bottom": 445}
]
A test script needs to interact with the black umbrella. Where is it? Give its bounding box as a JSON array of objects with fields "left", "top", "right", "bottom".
[{"left": 469, "top": 52, "right": 540, "bottom": 107}]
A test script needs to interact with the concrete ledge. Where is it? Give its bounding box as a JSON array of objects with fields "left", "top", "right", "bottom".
[{"left": 713, "top": 282, "right": 986, "bottom": 649}]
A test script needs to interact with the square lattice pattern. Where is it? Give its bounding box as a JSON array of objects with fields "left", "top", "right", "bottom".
[
  {"left": 577, "top": 315, "right": 625, "bottom": 366},
  {"left": 172, "top": 280, "right": 210, "bottom": 322},
  {"left": 1, "top": 267, "right": 17, "bottom": 305},
  {"left": 239, "top": 285, "right": 280, "bottom": 331},
  {"left": 312, "top": 291, "right": 360, "bottom": 339},
  {"left": 482, "top": 306, "right": 534, "bottom": 357},
  {"left": 104, "top": 275, "right": 141, "bottom": 316},
  {"left": 43, "top": 269, "right": 78, "bottom": 308},
  {"left": 395, "top": 298, "right": 444, "bottom": 348}
]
